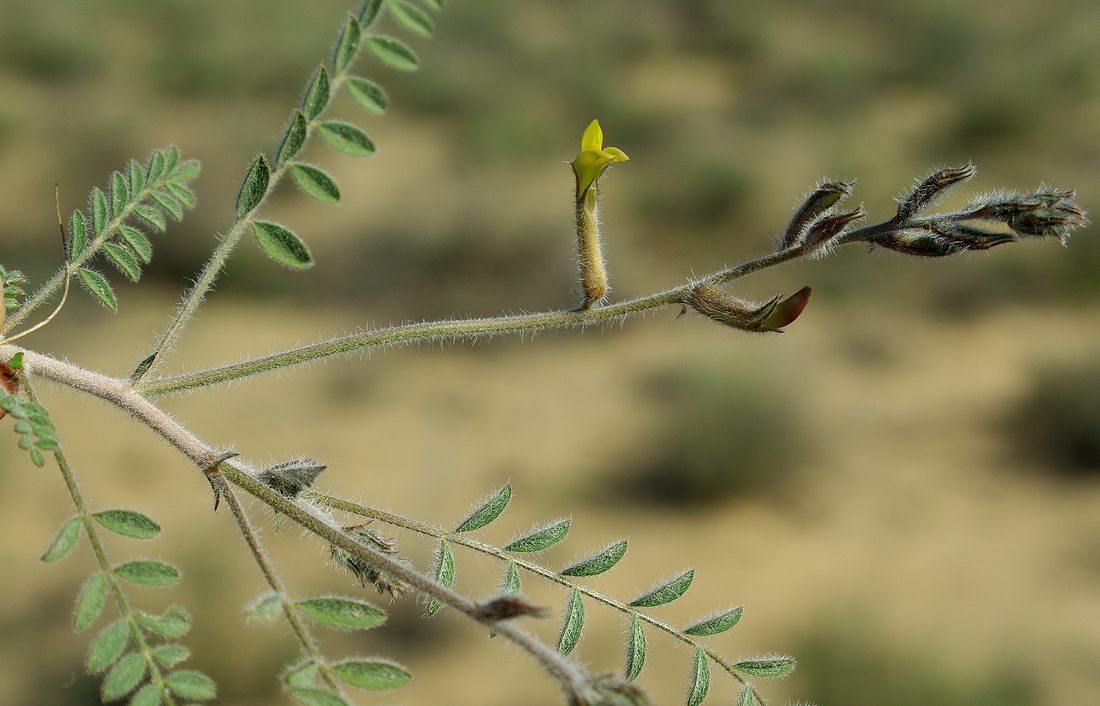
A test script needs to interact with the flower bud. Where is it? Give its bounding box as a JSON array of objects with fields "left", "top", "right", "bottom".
[
  {"left": 686, "top": 283, "right": 811, "bottom": 333},
  {"left": 802, "top": 205, "right": 866, "bottom": 255},
  {"left": 967, "top": 188, "right": 1088, "bottom": 245},
  {"left": 780, "top": 180, "right": 853, "bottom": 250},
  {"left": 896, "top": 163, "right": 975, "bottom": 221}
]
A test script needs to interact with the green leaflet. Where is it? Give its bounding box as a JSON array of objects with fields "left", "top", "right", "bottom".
[
  {"left": 133, "top": 203, "right": 166, "bottom": 232},
  {"left": 150, "top": 189, "right": 184, "bottom": 221},
  {"left": 86, "top": 619, "right": 130, "bottom": 674},
  {"left": 109, "top": 171, "right": 128, "bottom": 219},
  {"left": 386, "top": 0, "right": 434, "bottom": 37},
  {"left": 737, "top": 683, "right": 757, "bottom": 706},
  {"left": 152, "top": 643, "right": 190, "bottom": 669},
  {"left": 165, "top": 669, "right": 217, "bottom": 700},
  {"left": 78, "top": 269, "right": 117, "bottom": 311},
  {"left": 129, "top": 683, "right": 162, "bottom": 706},
  {"left": 317, "top": 120, "right": 375, "bottom": 157},
  {"left": 68, "top": 210, "right": 87, "bottom": 260},
  {"left": 734, "top": 656, "right": 796, "bottom": 679},
  {"left": 625, "top": 613, "right": 646, "bottom": 681},
  {"left": 41, "top": 516, "right": 81, "bottom": 562},
  {"left": 251, "top": 220, "right": 313, "bottom": 269},
  {"left": 284, "top": 659, "right": 321, "bottom": 689},
  {"left": 556, "top": 587, "right": 584, "bottom": 655},
  {"left": 118, "top": 225, "right": 153, "bottom": 264},
  {"left": 101, "top": 651, "right": 147, "bottom": 701},
  {"left": 290, "top": 687, "right": 349, "bottom": 706},
  {"left": 103, "top": 242, "right": 142, "bottom": 282},
  {"left": 501, "top": 562, "right": 521, "bottom": 595},
  {"left": 331, "top": 659, "right": 411, "bottom": 690},
  {"left": 425, "top": 539, "right": 455, "bottom": 617},
  {"left": 113, "top": 559, "right": 180, "bottom": 587},
  {"left": 454, "top": 482, "right": 511, "bottom": 532},
  {"left": 687, "top": 646, "right": 710, "bottom": 706},
  {"left": 560, "top": 539, "right": 628, "bottom": 577},
  {"left": 276, "top": 112, "right": 309, "bottom": 166},
  {"left": 302, "top": 65, "right": 331, "bottom": 120},
  {"left": 236, "top": 154, "right": 270, "bottom": 218},
  {"left": 629, "top": 569, "right": 694, "bottom": 607},
  {"left": 422, "top": 0, "right": 444, "bottom": 10},
  {"left": 91, "top": 187, "right": 108, "bottom": 235},
  {"left": 332, "top": 15, "right": 362, "bottom": 74},
  {"left": 290, "top": 163, "right": 341, "bottom": 204},
  {"left": 358, "top": 0, "right": 384, "bottom": 24},
  {"left": 135, "top": 606, "right": 191, "bottom": 638},
  {"left": 127, "top": 158, "right": 145, "bottom": 195},
  {"left": 684, "top": 605, "right": 743, "bottom": 636},
  {"left": 74, "top": 572, "right": 108, "bottom": 631},
  {"left": 346, "top": 76, "right": 387, "bottom": 114},
  {"left": 505, "top": 518, "right": 570, "bottom": 553},
  {"left": 295, "top": 596, "right": 387, "bottom": 630},
  {"left": 245, "top": 591, "right": 284, "bottom": 623},
  {"left": 366, "top": 35, "right": 419, "bottom": 71}
]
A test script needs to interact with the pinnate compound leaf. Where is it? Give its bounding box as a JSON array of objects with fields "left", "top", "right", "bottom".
[
  {"left": 505, "top": 518, "right": 570, "bottom": 553},
  {"left": 290, "top": 163, "right": 341, "bottom": 204},
  {"left": 101, "top": 651, "right": 147, "bottom": 701},
  {"left": 103, "top": 243, "right": 142, "bottom": 282},
  {"left": 86, "top": 619, "right": 130, "bottom": 673},
  {"left": 235, "top": 154, "right": 270, "bottom": 218},
  {"left": 290, "top": 688, "right": 349, "bottom": 706},
  {"left": 118, "top": 226, "right": 153, "bottom": 264},
  {"left": 625, "top": 613, "right": 646, "bottom": 681},
  {"left": 737, "top": 683, "right": 757, "bottom": 706},
  {"left": 332, "top": 15, "right": 362, "bottom": 74},
  {"left": 684, "top": 605, "right": 743, "bottom": 636},
  {"left": 136, "top": 606, "right": 191, "bottom": 638},
  {"left": 455, "top": 482, "right": 511, "bottom": 532},
  {"left": 41, "top": 516, "right": 81, "bottom": 562},
  {"left": 302, "top": 66, "right": 330, "bottom": 120},
  {"left": 276, "top": 111, "right": 309, "bottom": 166},
  {"left": 425, "top": 539, "right": 455, "bottom": 617},
  {"left": 317, "top": 121, "right": 375, "bottom": 157},
  {"left": 74, "top": 572, "right": 108, "bottom": 631},
  {"left": 502, "top": 562, "right": 520, "bottom": 595},
  {"left": 69, "top": 210, "right": 87, "bottom": 260},
  {"left": 560, "top": 539, "right": 628, "bottom": 577},
  {"left": 331, "top": 659, "right": 411, "bottom": 690},
  {"left": 251, "top": 221, "right": 313, "bottom": 269},
  {"left": 734, "top": 656, "right": 796, "bottom": 679},
  {"left": 295, "top": 596, "right": 387, "bottom": 630},
  {"left": 129, "top": 683, "right": 162, "bottom": 706},
  {"left": 165, "top": 670, "right": 217, "bottom": 700},
  {"left": 346, "top": 76, "right": 387, "bottom": 113},
  {"left": 386, "top": 0, "right": 434, "bottom": 37},
  {"left": 686, "top": 647, "right": 710, "bottom": 706},
  {"left": 366, "top": 35, "right": 419, "bottom": 71},
  {"left": 629, "top": 569, "right": 694, "bottom": 608},
  {"left": 78, "top": 269, "right": 117, "bottom": 311},
  {"left": 152, "top": 644, "right": 190, "bottom": 669},
  {"left": 246, "top": 591, "right": 284, "bottom": 623},
  {"left": 556, "top": 587, "right": 585, "bottom": 655},
  {"left": 91, "top": 187, "right": 108, "bottom": 235},
  {"left": 113, "top": 559, "right": 180, "bottom": 587}
]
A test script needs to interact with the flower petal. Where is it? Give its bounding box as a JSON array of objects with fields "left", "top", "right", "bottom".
[
  {"left": 602, "top": 146, "right": 629, "bottom": 162},
  {"left": 580, "top": 119, "right": 603, "bottom": 152}
]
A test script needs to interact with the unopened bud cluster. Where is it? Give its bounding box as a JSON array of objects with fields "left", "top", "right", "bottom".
[{"left": 686, "top": 282, "right": 811, "bottom": 334}]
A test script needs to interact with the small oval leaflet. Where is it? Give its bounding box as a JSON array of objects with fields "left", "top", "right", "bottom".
[
  {"left": 101, "top": 651, "right": 147, "bottom": 701},
  {"left": 556, "top": 587, "right": 585, "bottom": 655},
  {"left": 302, "top": 65, "right": 331, "bottom": 120},
  {"left": 504, "top": 518, "right": 571, "bottom": 553},
  {"left": 103, "top": 243, "right": 142, "bottom": 282},
  {"left": 235, "top": 154, "right": 270, "bottom": 218},
  {"left": 366, "top": 35, "right": 419, "bottom": 71},
  {"left": 425, "top": 539, "right": 455, "bottom": 617},
  {"left": 502, "top": 562, "right": 521, "bottom": 595},
  {"left": 74, "top": 571, "right": 108, "bottom": 631},
  {"left": 422, "top": 0, "right": 444, "bottom": 10},
  {"left": 684, "top": 605, "right": 743, "bottom": 636},
  {"left": 151, "top": 189, "right": 184, "bottom": 221},
  {"left": 734, "top": 656, "right": 796, "bottom": 679},
  {"left": 251, "top": 220, "right": 314, "bottom": 269},
  {"left": 359, "top": 0, "right": 384, "bottom": 24},
  {"left": 246, "top": 591, "right": 284, "bottom": 623},
  {"left": 86, "top": 618, "right": 130, "bottom": 674},
  {"left": 331, "top": 658, "right": 411, "bottom": 690},
  {"left": 387, "top": 0, "right": 434, "bottom": 37},
  {"left": 78, "top": 268, "right": 117, "bottom": 312},
  {"left": 91, "top": 187, "right": 108, "bottom": 235},
  {"left": 129, "top": 683, "right": 163, "bottom": 706},
  {"left": 629, "top": 568, "right": 694, "bottom": 608},
  {"left": 118, "top": 225, "right": 153, "bottom": 264},
  {"left": 109, "top": 170, "right": 128, "bottom": 219},
  {"left": 284, "top": 659, "right": 321, "bottom": 689},
  {"left": 625, "top": 613, "right": 646, "bottom": 681},
  {"left": 332, "top": 15, "right": 362, "bottom": 74},
  {"left": 290, "top": 687, "right": 349, "bottom": 706},
  {"left": 295, "top": 595, "right": 387, "bottom": 630},
  {"left": 41, "top": 516, "right": 81, "bottom": 562},
  {"left": 152, "top": 643, "right": 190, "bottom": 669},
  {"left": 737, "top": 683, "right": 757, "bottom": 706},
  {"left": 134, "top": 203, "right": 166, "bottom": 232},
  {"left": 291, "top": 163, "right": 341, "bottom": 204},
  {"left": 136, "top": 606, "right": 191, "bottom": 638},
  {"left": 560, "top": 538, "right": 628, "bottom": 577},
  {"left": 113, "top": 559, "right": 181, "bottom": 587},
  {"left": 165, "top": 669, "right": 217, "bottom": 700},
  {"left": 346, "top": 76, "right": 388, "bottom": 114},
  {"left": 687, "top": 646, "right": 710, "bottom": 706},
  {"left": 127, "top": 158, "right": 145, "bottom": 195},
  {"left": 454, "top": 482, "right": 511, "bottom": 533},
  {"left": 68, "top": 210, "right": 87, "bottom": 261},
  {"left": 318, "top": 120, "right": 376, "bottom": 157},
  {"left": 276, "top": 112, "right": 308, "bottom": 166}
]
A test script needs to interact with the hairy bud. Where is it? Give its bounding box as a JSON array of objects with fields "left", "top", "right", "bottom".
[
  {"left": 803, "top": 205, "right": 866, "bottom": 255},
  {"left": 474, "top": 594, "right": 548, "bottom": 622},
  {"left": 780, "top": 180, "right": 853, "bottom": 249},
  {"left": 967, "top": 188, "right": 1088, "bottom": 244},
  {"left": 686, "top": 283, "right": 811, "bottom": 333},
  {"left": 896, "top": 163, "right": 975, "bottom": 221},
  {"left": 331, "top": 524, "right": 410, "bottom": 598}
]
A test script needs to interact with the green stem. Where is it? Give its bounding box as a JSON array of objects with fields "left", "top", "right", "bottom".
[
  {"left": 24, "top": 378, "right": 179, "bottom": 705},
  {"left": 209, "top": 467, "right": 345, "bottom": 696},
  {"left": 307, "top": 492, "right": 749, "bottom": 686},
  {"left": 136, "top": 244, "right": 808, "bottom": 396}
]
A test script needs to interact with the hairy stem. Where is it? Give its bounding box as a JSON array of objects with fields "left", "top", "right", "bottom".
[
  {"left": 308, "top": 492, "right": 749, "bottom": 686},
  {"left": 209, "top": 467, "right": 345, "bottom": 696},
  {"left": 23, "top": 376, "right": 179, "bottom": 705}
]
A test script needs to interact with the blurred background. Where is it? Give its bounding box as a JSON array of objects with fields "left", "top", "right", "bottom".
[{"left": 1, "top": 0, "right": 1098, "bottom": 704}]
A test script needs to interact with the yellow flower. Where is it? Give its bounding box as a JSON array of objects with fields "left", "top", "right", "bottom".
[{"left": 571, "top": 119, "right": 629, "bottom": 201}]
